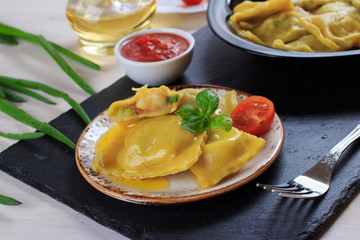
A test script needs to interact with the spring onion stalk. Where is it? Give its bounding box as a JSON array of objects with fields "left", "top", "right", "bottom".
[
  {"left": 0, "top": 98, "right": 76, "bottom": 149},
  {"left": 1, "top": 88, "right": 24, "bottom": 102},
  {"left": 0, "top": 23, "right": 96, "bottom": 95},
  {"left": 0, "top": 131, "right": 45, "bottom": 140},
  {"left": 35, "top": 35, "right": 96, "bottom": 95},
  {"left": 0, "top": 23, "right": 100, "bottom": 70},
  {"left": 0, "top": 76, "right": 91, "bottom": 124},
  {"left": 0, "top": 194, "right": 21, "bottom": 206},
  {"left": 0, "top": 33, "right": 17, "bottom": 45},
  {"left": 0, "top": 78, "right": 55, "bottom": 105},
  {"left": 0, "top": 88, "right": 5, "bottom": 98}
]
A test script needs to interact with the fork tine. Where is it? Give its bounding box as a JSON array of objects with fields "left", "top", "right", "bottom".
[
  {"left": 256, "top": 183, "right": 293, "bottom": 190},
  {"left": 279, "top": 191, "right": 321, "bottom": 199},
  {"left": 256, "top": 182, "right": 298, "bottom": 192},
  {"left": 271, "top": 187, "right": 311, "bottom": 194},
  {"left": 270, "top": 186, "right": 306, "bottom": 193}
]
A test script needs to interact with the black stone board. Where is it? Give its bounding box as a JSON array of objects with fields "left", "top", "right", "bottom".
[{"left": 1, "top": 26, "right": 360, "bottom": 240}]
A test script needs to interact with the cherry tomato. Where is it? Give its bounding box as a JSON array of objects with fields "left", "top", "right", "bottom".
[
  {"left": 231, "top": 96, "right": 275, "bottom": 136},
  {"left": 182, "top": 0, "right": 203, "bottom": 6}
]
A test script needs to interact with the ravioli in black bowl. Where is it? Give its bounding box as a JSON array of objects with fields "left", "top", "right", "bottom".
[{"left": 207, "top": 0, "right": 360, "bottom": 58}]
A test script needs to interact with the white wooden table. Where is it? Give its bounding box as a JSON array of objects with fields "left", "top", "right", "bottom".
[{"left": 1, "top": 1, "right": 359, "bottom": 239}]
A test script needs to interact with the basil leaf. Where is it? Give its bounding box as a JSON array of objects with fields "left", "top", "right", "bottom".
[
  {"left": 181, "top": 114, "right": 210, "bottom": 133},
  {"left": 0, "top": 194, "right": 21, "bottom": 206},
  {"left": 195, "top": 89, "right": 219, "bottom": 116},
  {"left": 166, "top": 94, "right": 179, "bottom": 103},
  {"left": 210, "top": 114, "right": 233, "bottom": 132},
  {"left": 175, "top": 104, "right": 199, "bottom": 118},
  {"left": 176, "top": 89, "right": 233, "bottom": 133}
]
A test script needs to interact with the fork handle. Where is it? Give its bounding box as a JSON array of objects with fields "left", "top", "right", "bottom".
[{"left": 322, "top": 122, "right": 360, "bottom": 167}]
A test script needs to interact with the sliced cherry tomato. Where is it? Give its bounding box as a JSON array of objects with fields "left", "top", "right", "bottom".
[
  {"left": 231, "top": 96, "right": 275, "bottom": 136},
  {"left": 182, "top": 0, "right": 203, "bottom": 6}
]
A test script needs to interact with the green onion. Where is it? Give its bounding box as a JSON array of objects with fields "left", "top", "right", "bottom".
[
  {"left": 0, "top": 87, "right": 5, "bottom": 98},
  {"left": 0, "top": 23, "right": 100, "bottom": 70},
  {"left": 52, "top": 43, "right": 100, "bottom": 71},
  {"left": 34, "top": 35, "right": 96, "bottom": 95},
  {"left": 118, "top": 106, "right": 124, "bottom": 115},
  {"left": 0, "top": 33, "right": 18, "bottom": 45},
  {"left": 0, "top": 194, "right": 21, "bottom": 206},
  {"left": 0, "top": 76, "right": 91, "bottom": 124},
  {"left": 1, "top": 88, "right": 24, "bottom": 102},
  {"left": 0, "top": 131, "right": 45, "bottom": 140},
  {"left": 0, "top": 98, "right": 76, "bottom": 149},
  {"left": 124, "top": 108, "right": 133, "bottom": 117},
  {"left": 0, "top": 78, "right": 55, "bottom": 105},
  {"left": 0, "top": 23, "right": 96, "bottom": 95}
]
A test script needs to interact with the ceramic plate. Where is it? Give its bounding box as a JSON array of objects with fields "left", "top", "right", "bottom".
[
  {"left": 156, "top": 0, "right": 208, "bottom": 14},
  {"left": 207, "top": 0, "right": 360, "bottom": 58},
  {"left": 75, "top": 85, "right": 284, "bottom": 205}
]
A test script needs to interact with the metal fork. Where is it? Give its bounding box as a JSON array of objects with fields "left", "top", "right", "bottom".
[{"left": 257, "top": 122, "right": 360, "bottom": 199}]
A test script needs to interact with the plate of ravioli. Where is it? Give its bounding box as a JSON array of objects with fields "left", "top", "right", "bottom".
[
  {"left": 76, "top": 85, "right": 284, "bottom": 205},
  {"left": 208, "top": 0, "right": 360, "bottom": 58}
]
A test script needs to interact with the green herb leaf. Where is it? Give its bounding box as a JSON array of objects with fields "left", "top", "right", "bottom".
[
  {"left": 166, "top": 94, "right": 179, "bottom": 103},
  {"left": 0, "top": 194, "right": 21, "bottom": 206},
  {"left": 195, "top": 89, "right": 219, "bottom": 116},
  {"left": 176, "top": 89, "right": 233, "bottom": 133},
  {"left": 181, "top": 114, "right": 210, "bottom": 133},
  {"left": 175, "top": 104, "right": 199, "bottom": 118},
  {"left": 210, "top": 114, "right": 233, "bottom": 132}
]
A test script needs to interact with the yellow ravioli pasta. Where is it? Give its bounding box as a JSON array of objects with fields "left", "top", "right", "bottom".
[
  {"left": 117, "top": 115, "right": 208, "bottom": 179},
  {"left": 229, "top": 0, "right": 360, "bottom": 52},
  {"left": 108, "top": 85, "right": 182, "bottom": 124},
  {"left": 190, "top": 128, "right": 265, "bottom": 189}
]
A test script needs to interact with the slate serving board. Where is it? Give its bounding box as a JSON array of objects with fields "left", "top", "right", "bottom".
[{"left": 1, "top": 26, "right": 360, "bottom": 240}]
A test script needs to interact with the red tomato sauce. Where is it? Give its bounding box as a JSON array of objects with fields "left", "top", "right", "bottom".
[{"left": 120, "top": 33, "right": 190, "bottom": 62}]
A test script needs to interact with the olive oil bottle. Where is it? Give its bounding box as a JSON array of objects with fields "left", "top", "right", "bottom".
[{"left": 66, "top": 0, "right": 156, "bottom": 56}]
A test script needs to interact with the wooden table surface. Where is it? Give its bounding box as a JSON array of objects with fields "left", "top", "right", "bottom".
[{"left": 1, "top": 1, "right": 360, "bottom": 239}]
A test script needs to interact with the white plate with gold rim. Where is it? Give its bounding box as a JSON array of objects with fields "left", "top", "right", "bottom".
[{"left": 75, "top": 85, "right": 284, "bottom": 205}]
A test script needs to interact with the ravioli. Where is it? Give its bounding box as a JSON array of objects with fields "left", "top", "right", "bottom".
[
  {"left": 177, "top": 88, "right": 199, "bottom": 106},
  {"left": 190, "top": 128, "right": 265, "bottom": 189},
  {"left": 215, "top": 90, "right": 239, "bottom": 116},
  {"left": 230, "top": 0, "right": 295, "bottom": 22},
  {"left": 229, "top": 0, "right": 360, "bottom": 52},
  {"left": 298, "top": 12, "right": 360, "bottom": 51},
  {"left": 107, "top": 85, "right": 182, "bottom": 124},
  {"left": 117, "top": 115, "right": 208, "bottom": 179},
  {"left": 91, "top": 123, "right": 171, "bottom": 191}
]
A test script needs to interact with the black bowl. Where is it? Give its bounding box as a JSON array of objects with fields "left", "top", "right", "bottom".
[{"left": 207, "top": 0, "right": 360, "bottom": 58}]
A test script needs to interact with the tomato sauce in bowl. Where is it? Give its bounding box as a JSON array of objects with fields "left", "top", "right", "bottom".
[
  {"left": 120, "top": 33, "right": 190, "bottom": 62},
  {"left": 114, "top": 28, "right": 195, "bottom": 86}
]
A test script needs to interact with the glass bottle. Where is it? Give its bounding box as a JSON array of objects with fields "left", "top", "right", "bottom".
[{"left": 66, "top": 0, "right": 156, "bottom": 56}]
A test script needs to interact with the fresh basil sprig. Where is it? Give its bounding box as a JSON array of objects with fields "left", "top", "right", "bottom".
[{"left": 175, "top": 89, "right": 233, "bottom": 133}]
